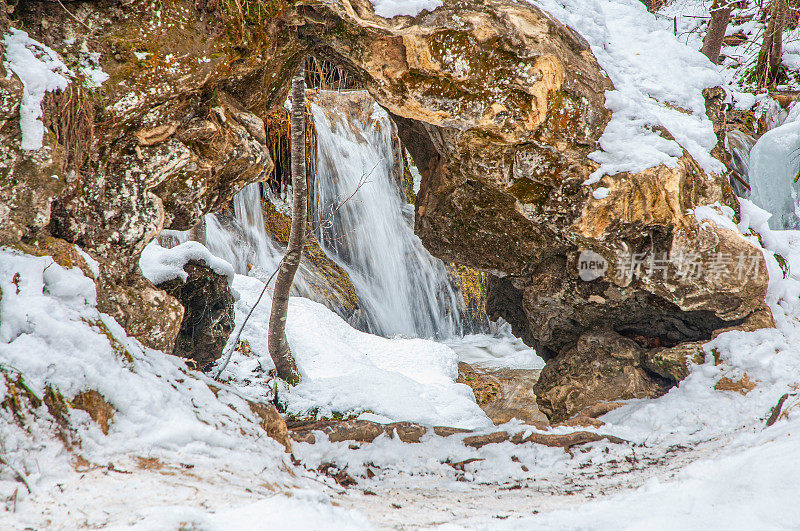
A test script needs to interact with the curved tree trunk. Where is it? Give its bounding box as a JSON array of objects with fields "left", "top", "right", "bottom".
[
  {"left": 267, "top": 62, "right": 305, "bottom": 385},
  {"left": 756, "top": 0, "right": 789, "bottom": 89},
  {"left": 701, "top": 0, "right": 733, "bottom": 65}
]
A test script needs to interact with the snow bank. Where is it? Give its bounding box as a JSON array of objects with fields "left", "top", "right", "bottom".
[
  {"left": 0, "top": 247, "right": 289, "bottom": 515},
  {"left": 445, "top": 332, "right": 544, "bottom": 370},
  {"left": 124, "top": 489, "right": 373, "bottom": 530},
  {"left": 2, "top": 28, "right": 71, "bottom": 151},
  {"left": 219, "top": 274, "right": 492, "bottom": 429},
  {"left": 532, "top": 0, "right": 725, "bottom": 183},
  {"left": 140, "top": 240, "right": 235, "bottom": 285},
  {"left": 370, "top": 0, "right": 442, "bottom": 18},
  {"left": 500, "top": 418, "right": 800, "bottom": 529}
]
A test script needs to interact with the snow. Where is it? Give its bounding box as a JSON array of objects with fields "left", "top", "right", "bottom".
[
  {"left": 493, "top": 420, "right": 800, "bottom": 529},
  {"left": 445, "top": 332, "right": 544, "bottom": 370},
  {"left": 2, "top": 28, "right": 71, "bottom": 151},
  {"left": 531, "top": 0, "right": 725, "bottom": 183},
  {"left": 747, "top": 118, "right": 800, "bottom": 229},
  {"left": 0, "top": 246, "right": 300, "bottom": 527},
  {"left": 123, "top": 490, "right": 373, "bottom": 530},
  {"left": 7, "top": 1, "right": 800, "bottom": 526},
  {"left": 370, "top": 0, "right": 442, "bottom": 18},
  {"left": 218, "top": 274, "right": 492, "bottom": 429},
  {"left": 6, "top": 201, "right": 800, "bottom": 527},
  {"left": 140, "top": 240, "right": 236, "bottom": 285},
  {"left": 592, "top": 186, "right": 610, "bottom": 200}
]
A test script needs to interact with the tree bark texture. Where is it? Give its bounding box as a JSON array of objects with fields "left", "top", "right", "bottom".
[
  {"left": 267, "top": 62, "right": 305, "bottom": 385},
  {"left": 701, "top": 0, "right": 733, "bottom": 64},
  {"left": 756, "top": 0, "right": 789, "bottom": 88}
]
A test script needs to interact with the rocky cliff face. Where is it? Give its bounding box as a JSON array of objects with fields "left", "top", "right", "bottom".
[
  {"left": 296, "top": 0, "right": 771, "bottom": 418},
  {"left": 0, "top": 0, "right": 773, "bottom": 421},
  {"left": 0, "top": 0, "right": 300, "bottom": 352}
]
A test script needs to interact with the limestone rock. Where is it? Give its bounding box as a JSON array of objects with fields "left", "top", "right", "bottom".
[
  {"left": 3, "top": 0, "right": 299, "bottom": 350},
  {"left": 457, "top": 362, "right": 548, "bottom": 427},
  {"left": 534, "top": 331, "right": 672, "bottom": 423},
  {"left": 158, "top": 260, "right": 235, "bottom": 370},
  {"left": 294, "top": 0, "right": 772, "bottom": 419},
  {"left": 261, "top": 199, "right": 360, "bottom": 320}
]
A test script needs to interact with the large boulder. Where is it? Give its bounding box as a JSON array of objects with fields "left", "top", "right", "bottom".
[
  {"left": 2, "top": 0, "right": 301, "bottom": 351},
  {"left": 158, "top": 260, "right": 236, "bottom": 370},
  {"left": 1, "top": 0, "right": 774, "bottom": 420},
  {"left": 297, "top": 0, "right": 772, "bottom": 418}
]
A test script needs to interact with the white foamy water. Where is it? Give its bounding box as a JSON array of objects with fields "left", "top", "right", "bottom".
[{"left": 310, "top": 92, "right": 467, "bottom": 339}]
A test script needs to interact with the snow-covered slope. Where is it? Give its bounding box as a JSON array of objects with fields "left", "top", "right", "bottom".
[
  {"left": 217, "top": 274, "right": 492, "bottom": 429},
  {"left": 532, "top": 0, "right": 725, "bottom": 183},
  {"left": 0, "top": 248, "right": 306, "bottom": 526}
]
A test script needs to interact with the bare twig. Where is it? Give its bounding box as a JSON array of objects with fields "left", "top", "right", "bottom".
[
  {"left": 214, "top": 260, "right": 283, "bottom": 380},
  {"left": 56, "top": 0, "right": 93, "bottom": 31}
]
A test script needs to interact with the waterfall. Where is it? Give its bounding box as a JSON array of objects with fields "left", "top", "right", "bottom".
[
  {"left": 163, "top": 91, "right": 474, "bottom": 340},
  {"left": 309, "top": 91, "right": 466, "bottom": 339},
  {"left": 204, "top": 184, "right": 283, "bottom": 276},
  {"left": 725, "top": 129, "right": 755, "bottom": 198}
]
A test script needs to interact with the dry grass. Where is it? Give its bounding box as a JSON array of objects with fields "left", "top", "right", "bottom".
[{"left": 45, "top": 84, "right": 95, "bottom": 172}]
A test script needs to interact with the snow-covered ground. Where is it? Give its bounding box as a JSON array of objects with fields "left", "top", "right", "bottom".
[
  {"left": 4, "top": 0, "right": 800, "bottom": 529},
  {"left": 4, "top": 202, "right": 800, "bottom": 529}
]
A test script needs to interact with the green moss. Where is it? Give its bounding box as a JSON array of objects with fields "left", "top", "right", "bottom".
[
  {"left": 506, "top": 177, "right": 552, "bottom": 206},
  {"left": 0, "top": 368, "right": 43, "bottom": 424},
  {"left": 774, "top": 253, "right": 789, "bottom": 279}
]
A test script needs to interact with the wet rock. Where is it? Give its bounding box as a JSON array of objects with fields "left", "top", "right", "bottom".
[
  {"left": 1, "top": 0, "right": 775, "bottom": 420},
  {"left": 2, "top": 0, "right": 300, "bottom": 351},
  {"left": 297, "top": 0, "right": 772, "bottom": 418},
  {"left": 534, "top": 331, "right": 672, "bottom": 423},
  {"left": 457, "top": 362, "right": 548, "bottom": 427},
  {"left": 261, "top": 198, "right": 360, "bottom": 320},
  {"left": 158, "top": 260, "right": 235, "bottom": 370}
]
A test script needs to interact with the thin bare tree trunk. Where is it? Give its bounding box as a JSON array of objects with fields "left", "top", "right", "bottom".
[
  {"left": 267, "top": 62, "right": 305, "bottom": 385},
  {"left": 756, "top": 0, "right": 789, "bottom": 88},
  {"left": 701, "top": 0, "right": 733, "bottom": 64}
]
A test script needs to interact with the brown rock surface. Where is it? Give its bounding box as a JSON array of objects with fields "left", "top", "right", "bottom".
[
  {"left": 457, "top": 362, "right": 548, "bottom": 427},
  {"left": 158, "top": 260, "right": 236, "bottom": 370},
  {"left": 0, "top": 0, "right": 774, "bottom": 421}
]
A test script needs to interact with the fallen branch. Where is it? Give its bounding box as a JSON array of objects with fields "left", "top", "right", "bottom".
[{"left": 766, "top": 392, "right": 793, "bottom": 426}]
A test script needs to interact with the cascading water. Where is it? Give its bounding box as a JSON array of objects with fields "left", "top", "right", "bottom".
[
  {"left": 725, "top": 129, "right": 755, "bottom": 198},
  {"left": 163, "top": 183, "right": 321, "bottom": 299},
  {"left": 160, "top": 89, "right": 536, "bottom": 366},
  {"left": 205, "top": 183, "right": 284, "bottom": 276},
  {"left": 309, "top": 91, "right": 467, "bottom": 339}
]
